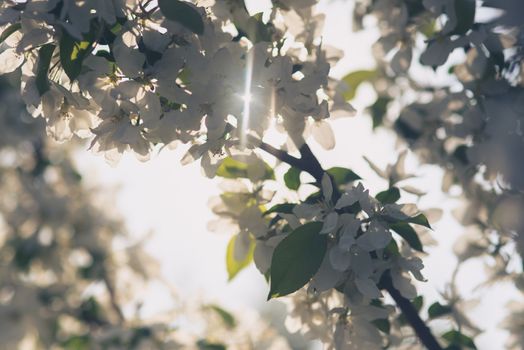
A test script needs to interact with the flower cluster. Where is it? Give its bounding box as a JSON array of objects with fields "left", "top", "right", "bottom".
[
  {"left": 0, "top": 0, "right": 352, "bottom": 168},
  {"left": 349, "top": 0, "right": 524, "bottom": 344},
  {"left": 3, "top": 0, "right": 523, "bottom": 348},
  {"left": 0, "top": 75, "right": 289, "bottom": 349},
  {"left": 211, "top": 148, "right": 437, "bottom": 348}
]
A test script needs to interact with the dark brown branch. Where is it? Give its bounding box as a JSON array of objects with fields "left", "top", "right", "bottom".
[
  {"left": 257, "top": 141, "right": 325, "bottom": 184},
  {"left": 296, "top": 143, "right": 324, "bottom": 183},
  {"left": 380, "top": 273, "right": 443, "bottom": 350},
  {"left": 257, "top": 141, "right": 304, "bottom": 171},
  {"left": 256, "top": 140, "right": 443, "bottom": 350}
]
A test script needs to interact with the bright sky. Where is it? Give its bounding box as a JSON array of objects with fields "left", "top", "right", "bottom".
[{"left": 74, "top": 1, "right": 520, "bottom": 349}]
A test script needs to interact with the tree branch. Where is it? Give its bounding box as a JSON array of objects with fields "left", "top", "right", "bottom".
[
  {"left": 380, "top": 273, "right": 443, "bottom": 350},
  {"left": 256, "top": 140, "right": 443, "bottom": 350},
  {"left": 296, "top": 143, "right": 324, "bottom": 183},
  {"left": 257, "top": 141, "right": 304, "bottom": 171},
  {"left": 257, "top": 141, "right": 324, "bottom": 183}
]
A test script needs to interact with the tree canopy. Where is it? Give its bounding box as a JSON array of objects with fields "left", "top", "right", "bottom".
[{"left": 0, "top": 0, "right": 523, "bottom": 349}]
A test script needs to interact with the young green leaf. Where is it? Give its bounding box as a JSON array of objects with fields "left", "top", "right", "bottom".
[
  {"left": 197, "top": 340, "right": 226, "bottom": 350},
  {"left": 284, "top": 167, "right": 301, "bottom": 190},
  {"left": 341, "top": 70, "right": 377, "bottom": 101},
  {"left": 371, "top": 318, "right": 390, "bottom": 334},
  {"left": 268, "top": 222, "right": 327, "bottom": 299},
  {"left": 216, "top": 157, "right": 274, "bottom": 180},
  {"left": 376, "top": 187, "right": 400, "bottom": 204},
  {"left": 384, "top": 239, "right": 401, "bottom": 258},
  {"left": 442, "top": 330, "right": 477, "bottom": 349},
  {"left": 226, "top": 233, "right": 255, "bottom": 281},
  {"left": 59, "top": 31, "right": 94, "bottom": 81},
  {"left": 326, "top": 167, "right": 361, "bottom": 186},
  {"left": 412, "top": 295, "right": 424, "bottom": 311},
  {"left": 390, "top": 222, "right": 424, "bottom": 252},
  {"left": 428, "top": 302, "right": 452, "bottom": 319},
  {"left": 36, "top": 44, "right": 56, "bottom": 96},
  {"left": 407, "top": 213, "right": 432, "bottom": 229},
  {"left": 62, "top": 335, "right": 91, "bottom": 350},
  {"left": 370, "top": 96, "right": 391, "bottom": 129},
  {"left": 207, "top": 305, "right": 236, "bottom": 328},
  {"left": 158, "top": 0, "right": 204, "bottom": 35}
]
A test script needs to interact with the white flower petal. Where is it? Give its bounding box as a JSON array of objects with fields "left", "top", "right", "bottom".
[
  {"left": 335, "top": 193, "right": 358, "bottom": 209},
  {"left": 320, "top": 212, "right": 338, "bottom": 234},
  {"left": 0, "top": 48, "right": 24, "bottom": 74},
  {"left": 312, "top": 120, "right": 335, "bottom": 150},
  {"left": 233, "top": 232, "right": 251, "bottom": 262},
  {"left": 391, "top": 270, "right": 418, "bottom": 299},
  {"left": 293, "top": 203, "right": 320, "bottom": 219},
  {"left": 329, "top": 246, "right": 351, "bottom": 271},
  {"left": 355, "top": 277, "right": 382, "bottom": 298},
  {"left": 310, "top": 255, "right": 344, "bottom": 292},
  {"left": 321, "top": 173, "right": 333, "bottom": 202}
]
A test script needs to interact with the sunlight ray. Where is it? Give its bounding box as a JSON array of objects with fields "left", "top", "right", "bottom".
[{"left": 240, "top": 50, "right": 254, "bottom": 148}]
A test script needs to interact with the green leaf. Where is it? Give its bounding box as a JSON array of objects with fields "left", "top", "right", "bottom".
[
  {"left": 263, "top": 203, "right": 296, "bottom": 216},
  {"left": 326, "top": 167, "right": 361, "bottom": 186},
  {"left": 207, "top": 305, "right": 236, "bottom": 328},
  {"left": 129, "top": 327, "right": 153, "bottom": 348},
  {"left": 284, "top": 167, "right": 301, "bottom": 190},
  {"left": 60, "top": 31, "right": 94, "bottom": 81},
  {"left": 36, "top": 44, "right": 56, "bottom": 96},
  {"left": 376, "top": 187, "right": 400, "bottom": 204},
  {"left": 384, "top": 239, "right": 400, "bottom": 258},
  {"left": 445, "top": 346, "right": 462, "bottom": 350},
  {"left": 370, "top": 96, "right": 391, "bottom": 129},
  {"left": 390, "top": 222, "right": 424, "bottom": 252},
  {"left": 305, "top": 190, "right": 322, "bottom": 203},
  {"left": 428, "top": 302, "right": 452, "bottom": 319},
  {"left": 197, "top": 340, "right": 226, "bottom": 350},
  {"left": 450, "top": 0, "right": 476, "bottom": 35},
  {"left": 216, "top": 157, "right": 274, "bottom": 180},
  {"left": 371, "top": 319, "right": 390, "bottom": 334},
  {"left": 442, "top": 330, "right": 477, "bottom": 349},
  {"left": 158, "top": 0, "right": 204, "bottom": 35},
  {"left": 341, "top": 70, "right": 377, "bottom": 101},
  {"left": 0, "top": 23, "right": 21, "bottom": 45},
  {"left": 79, "top": 297, "right": 103, "bottom": 323},
  {"left": 62, "top": 335, "right": 91, "bottom": 350},
  {"left": 420, "top": 19, "right": 437, "bottom": 38},
  {"left": 268, "top": 222, "right": 327, "bottom": 299},
  {"left": 226, "top": 233, "right": 255, "bottom": 281},
  {"left": 407, "top": 213, "right": 432, "bottom": 229},
  {"left": 412, "top": 295, "right": 424, "bottom": 311}
]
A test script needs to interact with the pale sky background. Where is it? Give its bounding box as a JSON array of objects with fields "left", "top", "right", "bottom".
[{"left": 74, "top": 1, "right": 521, "bottom": 348}]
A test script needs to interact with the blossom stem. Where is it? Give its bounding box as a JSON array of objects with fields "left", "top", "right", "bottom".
[{"left": 257, "top": 140, "right": 443, "bottom": 350}]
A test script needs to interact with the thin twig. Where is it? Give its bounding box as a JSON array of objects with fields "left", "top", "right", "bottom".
[{"left": 103, "top": 274, "right": 125, "bottom": 324}]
